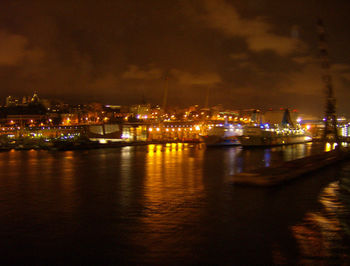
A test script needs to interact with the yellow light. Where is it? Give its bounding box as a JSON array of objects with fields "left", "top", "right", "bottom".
[
  {"left": 148, "top": 144, "right": 155, "bottom": 152},
  {"left": 306, "top": 125, "right": 311, "bottom": 130},
  {"left": 156, "top": 128, "right": 160, "bottom": 132},
  {"left": 195, "top": 125, "right": 200, "bottom": 131},
  {"left": 149, "top": 128, "right": 153, "bottom": 132},
  {"left": 166, "top": 128, "right": 169, "bottom": 132}
]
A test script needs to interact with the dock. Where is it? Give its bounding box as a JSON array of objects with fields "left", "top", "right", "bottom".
[{"left": 231, "top": 148, "right": 350, "bottom": 186}]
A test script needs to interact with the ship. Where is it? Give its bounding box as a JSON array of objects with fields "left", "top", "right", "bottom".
[
  {"left": 202, "top": 123, "right": 242, "bottom": 147},
  {"left": 238, "top": 109, "right": 312, "bottom": 147},
  {"left": 238, "top": 125, "right": 311, "bottom": 147}
]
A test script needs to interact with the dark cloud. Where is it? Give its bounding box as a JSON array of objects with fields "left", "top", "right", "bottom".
[
  {"left": 200, "top": 0, "right": 304, "bottom": 55},
  {"left": 170, "top": 69, "right": 222, "bottom": 86},
  {"left": 0, "top": 30, "right": 44, "bottom": 65},
  {"left": 0, "top": 0, "right": 350, "bottom": 116},
  {"left": 121, "top": 65, "right": 163, "bottom": 80}
]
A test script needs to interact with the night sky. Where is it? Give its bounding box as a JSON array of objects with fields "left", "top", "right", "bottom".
[{"left": 1, "top": 0, "right": 350, "bottom": 116}]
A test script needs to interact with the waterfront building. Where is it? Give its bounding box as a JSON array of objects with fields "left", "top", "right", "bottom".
[
  {"left": 5, "top": 96, "right": 19, "bottom": 107},
  {"left": 31, "top": 92, "right": 40, "bottom": 103},
  {"left": 61, "top": 113, "right": 79, "bottom": 125},
  {"left": 147, "top": 121, "right": 201, "bottom": 142},
  {"left": 22, "top": 96, "right": 30, "bottom": 104},
  {"left": 87, "top": 123, "right": 148, "bottom": 143},
  {"left": 4, "top": 114, "right": 47, "bottom": 126},
  {"left": 130, "top": 104, "right": 151, "bottom": 119}
]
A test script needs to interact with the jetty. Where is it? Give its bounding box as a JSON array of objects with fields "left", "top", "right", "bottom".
[{"left": 232, "top": 148, "right": 350, "bottom": 187}]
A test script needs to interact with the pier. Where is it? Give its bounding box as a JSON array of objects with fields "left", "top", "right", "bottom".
[{"left": 232, "top": 148, "right": 350, "bottom": 186}]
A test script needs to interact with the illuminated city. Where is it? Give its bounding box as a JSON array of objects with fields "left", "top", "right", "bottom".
[
  {"left": 0, "top": 0, "right": 350, "bottom": 264},
  {"left": 1, "top": 92, "right": 350, "bottom": 149}
]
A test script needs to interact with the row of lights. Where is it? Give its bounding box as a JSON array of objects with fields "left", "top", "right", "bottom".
[{"left": 149, "top": 126, "right": 201, "bottom": 132}]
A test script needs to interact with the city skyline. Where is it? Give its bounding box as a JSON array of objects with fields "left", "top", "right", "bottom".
[{"left": 1, "top": 0, "right": 350, "bottom": 116}]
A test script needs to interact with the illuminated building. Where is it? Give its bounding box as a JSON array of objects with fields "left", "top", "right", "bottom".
[
  {"left": 130, "top": 104, "right": 151, "bottom": 119},
  {"left": 5, "top": 96, "right": 19, "bottom": 107}
]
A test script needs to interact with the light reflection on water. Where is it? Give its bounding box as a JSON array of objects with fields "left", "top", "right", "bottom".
[
  {"left": 136, "top": 143, "right": 206, "bottom": 261},
  {"left": 292, "top": 167, "right": 350, "bottom": 264},
  {"left": 0, "top": 143, "right": 349, "bottom": 264}
]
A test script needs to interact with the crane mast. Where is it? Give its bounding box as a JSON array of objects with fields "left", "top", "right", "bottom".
[{"left": 317, "top": 19, "right": 340, "bottom": 145}]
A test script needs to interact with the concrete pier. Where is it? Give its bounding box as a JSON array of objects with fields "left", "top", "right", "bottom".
[{"left": 231, "top": 149, "right": 350, "bottom": 186}]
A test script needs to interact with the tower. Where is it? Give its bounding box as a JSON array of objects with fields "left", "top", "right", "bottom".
[{"left": 317, "top": 19, "right": 340, "bottom": 144}]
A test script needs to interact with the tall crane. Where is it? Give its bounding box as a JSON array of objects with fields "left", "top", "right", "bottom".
[
  {"left": 317, "top": 19, "right": 340, "bottom": 145},
  {"left": 162, "top": 75, "right": 168, "bottom": 114}
]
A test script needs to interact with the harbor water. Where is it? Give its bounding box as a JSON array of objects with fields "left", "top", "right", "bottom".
[{"left": 0, "top": 143, "right": 349, "bottom": 264}]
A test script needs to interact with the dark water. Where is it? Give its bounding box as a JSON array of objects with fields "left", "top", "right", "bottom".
[{"left": 0, "top": 143, "right": 349, "bottom": 264}]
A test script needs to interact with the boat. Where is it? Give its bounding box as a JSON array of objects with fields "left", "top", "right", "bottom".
[
  {"left": 238, "top": 124, "right": 311, "bottom": 147},
  {"left": 237, "top": 109, "right": 311, "bottom": 147},
  {"left": 202, "top": 123, "right": 242, "bottom": 147}
]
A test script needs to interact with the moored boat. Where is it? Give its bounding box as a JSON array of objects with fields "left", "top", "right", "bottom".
[
  {"left": 238, "top": 109, "right": 311, "bottom": 147},
  {"left": 203, "top": 124, "right": 242, "bottom": 147},
  {"left": 238, "top": 124, "right": 311, "bottom": 147}
]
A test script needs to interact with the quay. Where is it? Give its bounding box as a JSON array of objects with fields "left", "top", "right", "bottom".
[
  {"left": 0, "top": 122, "right": 204, "bottom": 151},
  {"left": 231, "top": 148, "right": 350, "bottom": 186},
  {"left": 0, "top": 121, "right": 204, "bottom": 142}
]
